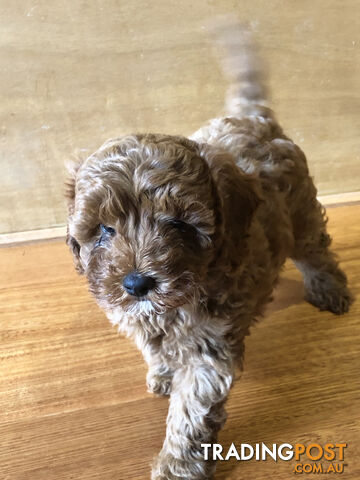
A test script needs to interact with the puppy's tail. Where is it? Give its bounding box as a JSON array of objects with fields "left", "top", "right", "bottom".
[{"left": 208, "top": 17, "right": 270, "bottom": 118}]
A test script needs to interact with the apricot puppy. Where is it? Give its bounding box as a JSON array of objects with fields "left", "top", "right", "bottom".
[{"left": 66, "top": 22, "right": 352, "bottom": 480}]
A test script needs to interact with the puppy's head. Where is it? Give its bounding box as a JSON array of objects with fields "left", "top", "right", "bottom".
[{"left": 66, "top": 134, "right": 259, "bottom": 315}]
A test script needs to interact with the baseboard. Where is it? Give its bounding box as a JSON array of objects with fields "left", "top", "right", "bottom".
[
  {"left": 318, "top": 191, "right": 360, "bottom": 206},
  {"left": 0, "top": 226, "right": 67, "bottom": 247},
  {"left": 1, "top": 191, "right": 359, "bottom": 246}
]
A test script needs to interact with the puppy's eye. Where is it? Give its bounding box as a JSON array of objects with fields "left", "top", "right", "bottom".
[
  {"left": 95, "top": 224, "right": 116, "bottom": 248},
  {"left": 168, "top": 219, "right": 191, "bottom": 233},
  {"left": 168, "top": 219, "right": 198, "bottom": 237},
  {"left": 100, "top": 224, "right": 116, "bottom": 236}
]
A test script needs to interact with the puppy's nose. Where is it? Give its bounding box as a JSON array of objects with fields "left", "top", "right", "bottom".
[{"left": 123, "top": 272, "right": 155, "bottom": 297}]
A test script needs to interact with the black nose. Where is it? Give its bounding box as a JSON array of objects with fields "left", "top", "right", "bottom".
[{"left": 123, "top": 272, "right": 155, "bottom": 297}]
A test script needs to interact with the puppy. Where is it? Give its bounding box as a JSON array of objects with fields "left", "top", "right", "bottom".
[{"left": 66, "top": 21, "right": 352, "bottom": 480}]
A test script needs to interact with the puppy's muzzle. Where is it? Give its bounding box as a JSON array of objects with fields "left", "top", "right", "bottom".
[{"left": 123, "top": 271, "right": 155, "bottom": 297}]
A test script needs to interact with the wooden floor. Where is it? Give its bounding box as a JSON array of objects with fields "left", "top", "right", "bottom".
[{"left": 0, "top": 204, "right": 359, "bottom": 480}]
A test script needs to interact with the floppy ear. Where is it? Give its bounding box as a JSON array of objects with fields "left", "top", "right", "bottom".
[
  {"left": 65, "top": 158, "right": 84, "bottom": 274},
  {"left": 198, "top": 145, "right": 261, "bottom": 249},
  {"left": 66, "top": 232, "right": 84, "bottom": 274}
]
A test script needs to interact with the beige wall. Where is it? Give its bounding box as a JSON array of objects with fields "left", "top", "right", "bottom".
[{"left": 1, "top": 0, "right": 360, "bottom": 235}]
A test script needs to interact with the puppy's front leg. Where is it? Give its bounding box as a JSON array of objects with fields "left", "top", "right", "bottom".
[
  {"left": 140, "top": 337, "right": 174, "bottom": 397},
  {"left": 152, "top": 354, "right": 234, "bottom": 480}
]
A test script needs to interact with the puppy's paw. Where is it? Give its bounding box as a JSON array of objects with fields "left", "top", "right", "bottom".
[
  {"left": 146, "top": 370, "right": 173, "bottom": 396},
  {"left": 151, "top": 452, "right": 213, "bottom": 480},
  {"left": 305, "top": 270, "right": 353, "bottom": 315},
  {"left": 151, "top": 452, "right": 175, "bottom": 480}
]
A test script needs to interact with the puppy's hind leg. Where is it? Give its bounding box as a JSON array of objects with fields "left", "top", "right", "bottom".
[{"left": 291, "top": 192, "right": 353, "bottom": 315}]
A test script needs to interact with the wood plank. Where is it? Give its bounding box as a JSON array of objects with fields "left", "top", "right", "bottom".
[{"left": 0, "top": 204, "right": 359, "bottom": 479}]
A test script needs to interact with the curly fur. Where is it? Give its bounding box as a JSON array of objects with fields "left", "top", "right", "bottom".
[{"left": 66, "top": 21, "right": 352, "bottom": 480}]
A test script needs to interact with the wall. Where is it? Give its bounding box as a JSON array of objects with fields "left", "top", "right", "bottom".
[{"left": 1, "top": 0, "right": 359, "bottom": 235}]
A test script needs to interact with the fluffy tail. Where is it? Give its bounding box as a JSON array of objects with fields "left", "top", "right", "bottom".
[{"left": 207, "top": 17, "right": 270, "bottom": 118}]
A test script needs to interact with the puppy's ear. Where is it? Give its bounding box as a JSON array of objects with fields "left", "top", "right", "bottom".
[
  {"left": 66, "top": 232, "right": 84, "bottom": 274},
  {"left": 65, "top": 157, "right": 84, "bottom": 274},
  {"left": 199, "top": 145, "right": 261, "bottom": 247},
  {"left": 65, "top": 157, "right": 83, "bottom": 215}
]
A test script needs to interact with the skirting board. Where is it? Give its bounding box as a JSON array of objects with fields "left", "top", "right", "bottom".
[
  {"left": 1, "top": 191, "right": 359, "bottom": 247},
  {"left": 0, "top": 226, "right": 67, "bottom": 247}
]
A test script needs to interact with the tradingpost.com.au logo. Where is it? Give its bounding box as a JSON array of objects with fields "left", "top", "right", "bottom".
[{"left": 201, "top": 442, "right": 347, "bottom": 474}]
